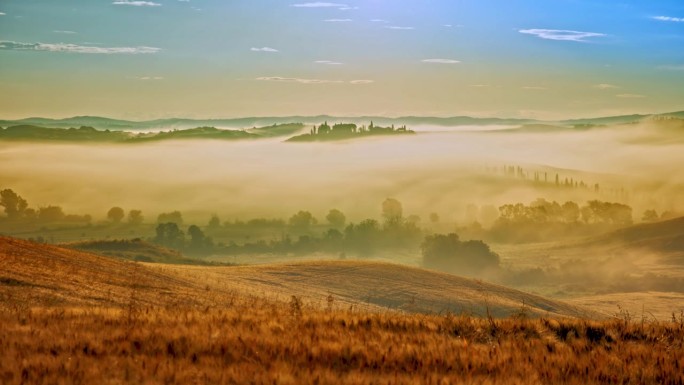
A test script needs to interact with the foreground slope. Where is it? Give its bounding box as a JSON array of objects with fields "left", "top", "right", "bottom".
[
  {"left": 0, "top": 236, "right": 594, "bottom": 318},
  {"left": 0, "top": 236, "right": 209, "bottom": 308},
  {"left": 161, "top": 261, "right": 598, "bottom": 318}
]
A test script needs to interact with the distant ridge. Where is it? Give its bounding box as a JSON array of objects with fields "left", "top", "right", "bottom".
[{"left": 2, "top": 111, "right": 682, "bottom": 132}]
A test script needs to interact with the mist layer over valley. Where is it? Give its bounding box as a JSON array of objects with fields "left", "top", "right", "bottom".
[{"left": 2, "top": 119, "right": 683, "bottom": 220}]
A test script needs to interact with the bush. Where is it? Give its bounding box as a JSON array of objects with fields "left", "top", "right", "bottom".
[{"left": 422, "top": 233, "right": 500, "bottom": 275}]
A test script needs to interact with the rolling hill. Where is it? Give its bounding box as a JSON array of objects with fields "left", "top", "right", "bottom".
[
  {"left": 145, "top": 260, "right": 599, "bottom": 318},
  {"left": 0, "top": 236, "right": 209, "bottom": 308},
  {"left": 0, "top": 236, "right": 597, "bottom": 318},
  {"left": 2, "top": 111, "right": 682, "bottom": 132}
]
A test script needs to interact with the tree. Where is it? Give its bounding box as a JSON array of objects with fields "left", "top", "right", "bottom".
[
  {"left": 561, "top": 201, "right": 580, "bottom": 223},
  {"left": 208, "top": 215, "right": 221, "bottom": 228},
  {"left": 38, "top": 206, "right": 65, "bottom": 222},
  {"left": 429, "top": 212, "right": 440, "bottom": 224},
  {"left": 157, "top": 211, "right": 183, "bottom": 225},
  {"left": 326, "top": 209, "right": 346, "bottom": 228},
  {"left": 128, "top": 209, "right": 144, "bottom": 225},
  {"left": 642, "top": 209, "right": 659, "bottom": 222},
  {"left": 107, "top": 207, "right": 125, "bottom": 223},
  {"left": 0, "top": 189, "right": 28, "bottom": 219},
  {"left": 187, "top": 224, "right": 213, "bottom": 254},
  {"left": 154, "top": 222, "right": 185, "bottom": 249},
  {"left": 421, "top": 233, "right": 499, "bottom": 275},
  {"left": 289, "top": 211, "right": 317, "bottom": 229},
  {"left": 382, "top": 198, "right": 403, "bottom": 225}
]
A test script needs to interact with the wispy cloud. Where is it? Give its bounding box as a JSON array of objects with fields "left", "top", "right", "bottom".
[
  {"left": 594, "top": 83, "right": 618, "bottom": 89},
  {"left": 370, "top": 19, "right": 388, "bottom": 23},
  {"left": 112, "top": 1, "right": 162, "bottom": 6},
  {"left": 251, "top": 47, "right": 279, "bottom": 52},
  {"left": 385, "top": 26, "right": 414, "bottom": 30},
  {"left": 138, "top": 76, "right": 164, "bottom": 80},
  {"left": 652, "top": 16, "right": 684, "bottom": 22},
  {"left": 421, "top": 58, "right": 460, "bottom": 64},
  {"left": 324, "top": 19, "right": 352, "bottom": 22},
  {"left": 257, "top": 76, "right": 372, "bottom": 85},
  {"left": 616, "top": 93, "right": 645, "bottom": 98},
  {"left": 0, "top": 40, "right": 161, "bottom": 54},
  {"left": 338, "top": 6, "right": 358, "bottom": 10},
  {"left": 522, "top": 86, "right": 547, "bottom": 90},
  {"left": 257, "top": 76, "right": 343, "bottom": 84},
  {"left": 291, "top": 2, "right": 346, "bottom": 8},
  {"left": 0, "top": 12, "right": 6, "bottom": 16},
  {"left": 470, "top": 84, "right": 490, "bottom": 88},
  {"left": 53, "top": 30, "right": 77, "bottom": 34},
  {"left": 519, "top": 29, "right": 605, "bottom": 42},
  {"left": 315, "top": 60, "right": 343, "bottom": 65}
]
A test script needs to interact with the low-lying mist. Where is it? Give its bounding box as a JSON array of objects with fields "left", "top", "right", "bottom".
[{"left": 1, "top": 122, "right": 683, "bottom": 222}]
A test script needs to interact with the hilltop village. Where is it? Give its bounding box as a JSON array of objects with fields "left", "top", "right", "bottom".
[{"left": 288, "top": 121, "right": 415, "bottom": 141}]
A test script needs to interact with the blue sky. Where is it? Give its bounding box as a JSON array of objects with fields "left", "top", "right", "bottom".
[{"left": 1, "top": 0, "right": 683, "bottom": 119}]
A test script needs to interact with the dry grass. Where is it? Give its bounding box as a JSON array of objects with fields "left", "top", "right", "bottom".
[
  {"left": 2, "top": 235, "right": 684, "bottom": 384},
  {"left": 1, "top": 300, "right": 683, "bottom": 385}
]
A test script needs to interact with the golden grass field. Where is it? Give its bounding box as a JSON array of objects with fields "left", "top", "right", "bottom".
[{"left": 2, "top": 236, "right": 684, "bottom": 384}]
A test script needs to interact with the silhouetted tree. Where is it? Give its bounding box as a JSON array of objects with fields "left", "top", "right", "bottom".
[
  {"left": 208, "top": 215, "right": 221, "bottom": 228},
  {"left": 382, "top": 198, "right": 403, "bottom": 225},
  {"left": 107, "top": 207, "right": 124, "bottom": 223},
  {"left": 429, "top": 212, "right": 440, "bottom": 224},
  {"left": 344, "top": 219, "right": 380, "bottom": 255},
  {"left": 187, "top": 224, "right": 213, "bottom": 254},
  {"left": 38, "top": 206, "right": 65, "bottom": 222},
  {"left": 128, "top": 209, "right": 144, "bottom": 225},
  {"left": 561, "top": 201, "right": 580, "bottom": 223},
  {"left": 421, "top": 233, "right": 499, "bottom": 275},
  {"left": 642, "top": 209, "right": 659, "bottom": 222},
  {"left": 154, "top": 222, "right": 185, "bottom": 249},
  {"left": 289, "top": 210, "right": 317, "bottom": 229},
  {"left": 326, "top": 209, "right": 346, "bottom": 228},
  {"left": 0, "top": 189, "right": 28, "bottom": 219},
  {"left": 157, "top": 211, "right": 183, "bottom": 225}
]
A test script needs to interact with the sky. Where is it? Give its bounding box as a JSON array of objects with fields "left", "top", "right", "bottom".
[{"left": 0, "top": 0, "right": 683, "bottom": 120}]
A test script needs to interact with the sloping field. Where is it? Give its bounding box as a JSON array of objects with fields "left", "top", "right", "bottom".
[
  {"left": 0, "top": 236, "right": 596, "bottom": 318},
  {"left": 568, "top": 292, "right": 684, "bottom": 321},
  {"left": 159, "top": 261, "right": 599, "bottom": 318},
  {"left": 0, "top": 236, "right": 210, "bottom": 308}
]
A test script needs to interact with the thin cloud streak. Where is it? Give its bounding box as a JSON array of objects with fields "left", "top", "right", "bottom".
[
  {"left": 0, "top": 40, "right": 161, "bottom": 54},
  {"left": 257, "top": 76, "right": 372, "bottom": 85},
  {"left": 519, "top": 29, "right": 605, "bottom": 42},
  {"left": 251, "top": 47, "right": 279, "bottom": 52},
  {"left": 594, "top": 83, "right": 618, "bottom": 89},
  {"left": 112, "top": 1, "right": 162, "bottom": 6},
  {"left": 652, "top": 16, "right": 684, "bottom": 22},
  {"left": 291, "top": 2, "right": 347, "bottom": 7},
  {"left": 422, "top": 59, "right": 461, "bottom": 64},
  {"left": 315, "top": 60, "right": 343, "bottom": 65},
  {"left": 616, "top": 94, "right": 645, "bottom": 98}
]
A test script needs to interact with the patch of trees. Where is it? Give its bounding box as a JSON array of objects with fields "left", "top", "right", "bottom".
[
  {"left": 487, "top": 198, "right": 633, "bottom": 243},
  {"left": 0, "top": 188, "right": 91, "bottom": 224},
  {"left": 218, "top": 199, "right": 422, "bottom": 257},
  {"left": 153, "top": 222, "right": 214, "bottom": 256},
  {"left": 288, "top": 121, "right": 415, "bottom": 142},
  {"left": 421, "top": 233, "right": 500, "bottom": 276}
]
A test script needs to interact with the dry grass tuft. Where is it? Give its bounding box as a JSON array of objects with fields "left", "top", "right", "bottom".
[{"left": 1, "top": 301, "right": 682, "bottom": 385}]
